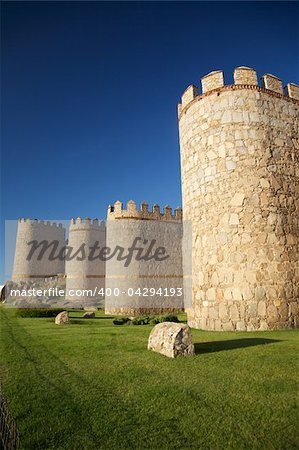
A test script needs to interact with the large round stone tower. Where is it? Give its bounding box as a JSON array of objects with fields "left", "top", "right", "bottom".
[
  {"left": 105, "top": 200, "right": 184, "bottom": 316},
  {"left": 178, "top": 67, "right": 299, "bottom": 331},
  {"left": 12, "top": 219, "right": 66, "bottom": 281}
]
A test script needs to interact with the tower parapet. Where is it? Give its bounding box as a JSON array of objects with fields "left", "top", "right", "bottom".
[
  {"left": 107, "top": 200, "right": 182, "bottom": 221},
  {"left": 285, "top": 83, "right": 299, "bottom": 100},
  {"left": 18, "top": 218, "right": 64, "bottom": 227},
  {"left": 201, "top": 70, "right": 224, "bottom": 93},
  {"left": 178, "top": 67, "right": 299, "bottom": 118},
  {"left": 234, "top": 66, "right": 258, "bottom": 85},
  {"left": 69, "top": 217, "right": 106, "bottom": 229},
  {"left": 261, "top": 73, "right": 283, "bottom": 94}
]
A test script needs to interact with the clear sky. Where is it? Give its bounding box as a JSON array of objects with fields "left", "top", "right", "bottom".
[{"left": 1, "top": 1, "right": 298, "bottom": 282}]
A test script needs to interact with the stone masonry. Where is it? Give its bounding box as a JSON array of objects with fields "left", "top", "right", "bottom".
[{"left": 178, "top": 66, "right": 299, "bottom": 331}]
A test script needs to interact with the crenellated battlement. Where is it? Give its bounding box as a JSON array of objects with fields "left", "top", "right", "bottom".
[
  {"left": 18, "top": 218, "right": 64, "bottom": 228},
  {"left": 69, "top": 217, "right": 106, "bottom": 229},
  {"left": 178, "top": 66, "right": 299, "bottom": 118},
  {"left": 107, "top": 200, "right": 183, "bottom": 221}
]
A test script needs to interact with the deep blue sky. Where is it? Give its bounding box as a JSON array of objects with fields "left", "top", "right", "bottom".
[{"left": 1, "top": 1, "right": 298, "bottom": 281}]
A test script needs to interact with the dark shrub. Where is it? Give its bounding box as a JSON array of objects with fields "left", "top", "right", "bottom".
[
  {"left": 159, "top": 314, "right": 179, "bottom": 323},
  {"left": 124, "top": 320, "right": 133, "bottom": 325},
  {"left": 113, "top": 317, "right": 130, "bottom": 325},
  {"left": 132, "top": 316, "right": 151, "bottom": 325},
  {"left": 113, "top": 314, "right": 179, "bottom": 326},
  {"left": 15, "top": 308, "right": 65, "bottom": 318},
  {"left": 149, "top": 318, "right": 160, "bottom": 325}
]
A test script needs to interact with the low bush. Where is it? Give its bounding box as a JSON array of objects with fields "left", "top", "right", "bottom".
[
  {"left": 113, "top": 317, "right": 130, "bottom": 325},
  {"left": 159, "top": 314, "right": 179, "bottom": 323},
  {"left": 14, "top": 308, "right": 65, "bottom": 318},
  {"left": 149, "top": 318, "right": 160, "bottom": 325},
  {"left": 132, "top": 316, "right": 151, "bottom": 325},
  {"left": 113, "top": 314, "right": 179, "bottom": 326}
]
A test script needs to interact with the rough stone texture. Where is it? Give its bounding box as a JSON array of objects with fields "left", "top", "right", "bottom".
[
  {"left": 262, "top": 74, "right": 283, "bottom": 94},
  {"left": 12, "top": 219, "right": 66, "bottom": 281},
  {"left": 148, "top": 322, "right": 194, "bottom": 358},
  {"left": 178, "top": 67, "right": 299, "bottom": 331},
  {"left": 285, "top": 83, "right": 299, "bottom": 101},
  {"left": 234, "top": 67, "right": 258, "bottom": 86},
  {"left": 55, "top": 311, "right": 69, "bottom": 325},
  {"left": 82, "top": 311, "right": 95, "bottom": 318},
  {"left": 182, "top": 85, "right": 198, "bottom": 107},
  {"left": 201, "top": 71, "right": 224, "bottom": 94}
]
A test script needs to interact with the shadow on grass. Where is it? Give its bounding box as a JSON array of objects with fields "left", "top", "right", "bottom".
[
  {"left": 194, "top": 338, "right": 281, "bottom": 354},
  {"left": 68, "top": 316, "right": 112, "bottom": 321}
]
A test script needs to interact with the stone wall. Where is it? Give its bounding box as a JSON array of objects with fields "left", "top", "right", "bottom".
[
  {"left": 178, "top": 67, "right": 299, "bottom": 331},
  {"left": 12, "top": 219, "right": 66, "bottom": 281}
]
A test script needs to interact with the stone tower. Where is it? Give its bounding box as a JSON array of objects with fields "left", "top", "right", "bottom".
[
  {"left": 65, "top": 218, "right": 106, "bottom": 307},
  {"left": 178, "top": 67, "right": 299, "bottom": 331},
  {"left": 12, "top": 219, "right": 66, "bottom": 281},
  {"left": 105, "top": 200, "right": 184, "bottom": 316}
]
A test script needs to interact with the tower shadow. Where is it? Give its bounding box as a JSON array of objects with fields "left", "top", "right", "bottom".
[{"left": 194, "top": 338, "right": 280, "bottom": 354}]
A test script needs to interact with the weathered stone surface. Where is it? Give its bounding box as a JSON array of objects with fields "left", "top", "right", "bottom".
[
  {"left": 230, "top": 192, "right": 245, "bottom": 207},
  {"left": 262, "top": 74, "right": 283, "bottom": 94},
  {"left": 179, "top": 67, "right": 299, "bottom": 332},
  {"left": 201, "top": 70, "right": 224, "bottom": 93},
  {"left": 148, "top": 322, "right": 194, "bottom": 358},
  {"left": 234, "top": 67, "right": 258, "bottom": 86},
  {"left": 82, "top": 311, "right": 95, "bottom": 318},
  {"left": 55, "top": 311, "right": 69, "bottom": 325}
]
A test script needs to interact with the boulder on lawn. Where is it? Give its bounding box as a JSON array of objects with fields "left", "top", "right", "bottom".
[
  {"left": 148, "top": 322, "right": 194, "bottom": 358},
  {"left": 82, "top": 311, "right": 95, "bottom": 319},
  {"left": 55, "top": 311, "right": 69, "bottom": 325}
]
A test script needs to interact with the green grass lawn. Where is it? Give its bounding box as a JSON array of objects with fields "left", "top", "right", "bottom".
[{"left": 0, "top": 307, "right": 298, "bottom": 450}]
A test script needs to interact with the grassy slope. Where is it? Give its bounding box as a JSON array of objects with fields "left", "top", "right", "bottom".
[{"left": 0, "top": 307, "right": 298, "bottom": 450}]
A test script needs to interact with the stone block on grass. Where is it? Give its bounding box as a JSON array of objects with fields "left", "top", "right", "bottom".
[
  {"left": 55, "top": 311, "right": 69, "bottom": 325},
  {"left": 148, "top": 322, "right": 194, "bottom": 358}
]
